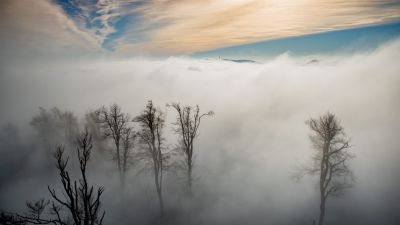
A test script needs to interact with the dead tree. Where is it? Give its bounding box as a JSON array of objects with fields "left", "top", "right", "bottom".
[
  {"left": 167, "top": 103, "right": 213, "bottom": 194},
  {"left": 133, "top": 101, "right": 165, "bottom": 215},
  {"left": 298, "top": 112, "right": 354, "bottom": 225},
  {"left": 15, "top": 130, "right": 105, "bottom": 225},
  {"left": 95, "top": 104, "right": 134, "bottom": 184},
  {"left": 122, "top": 127, "right": 135, "bottom": 183}
]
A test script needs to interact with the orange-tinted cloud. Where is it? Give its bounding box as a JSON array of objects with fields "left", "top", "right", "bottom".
[
  {"left": 2, "top": 0, "right": 400, "bottom": 55},
  {"left": 115, "top": 0, "right": 400, "bottom": 54}
]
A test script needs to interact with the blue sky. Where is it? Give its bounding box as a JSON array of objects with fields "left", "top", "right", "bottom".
[
  {"left": 193, "top": 22, "right": 400, "bottom": 59},
  {"left": 53, "top": 0, "right": 147, "bottom": 50}
]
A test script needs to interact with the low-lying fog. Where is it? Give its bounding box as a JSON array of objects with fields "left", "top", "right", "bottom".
[{"left": 0, "top": 39, "right": 399, "bottom": 225}]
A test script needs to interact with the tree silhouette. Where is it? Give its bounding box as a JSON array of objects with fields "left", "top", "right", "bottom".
[
  {"left": 297, "top": 112, "right": 354, "bottom": 225},
  {"left": 133, "top": 100, "right": 165, "bottom": 215},
  {"left": 13, "top": 130, "right": 105, "bottom": 225},
  {"left": 168, "top": 103, "right": 213, "bottom": 194},
  {"left": 94, "top": 104, "right": 134, "bottom": 185}
]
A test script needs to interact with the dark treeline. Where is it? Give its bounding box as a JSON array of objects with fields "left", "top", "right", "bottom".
[{"left": 0, "top": 101, "right": 353, "bottom": 225}]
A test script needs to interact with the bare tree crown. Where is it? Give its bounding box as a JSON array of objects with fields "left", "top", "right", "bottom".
[
  {"left": 305, "top": 112, "right": 354, "bottom": 196},
  {"left": 167, "top": 102, "right": 213, "bottom": 193},
  {"left": 133, "top": 100, "right": 165, "bottom": 215},
  {"left": 94, "top": 103, "right": 134, "bottom": 183},
  {"left": 14, "top": 131, "right": 105, "bottom": 225},
  {"left": 301, "top": 112, "right": 354, "bottom": 225}
]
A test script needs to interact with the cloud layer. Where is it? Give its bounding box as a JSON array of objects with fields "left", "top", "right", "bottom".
[
  {"left": 121, "top": 0, "right": 400, "bottom": 54},
  {"left": 2, "top": 0, "right": 400, "bottom": 55}
]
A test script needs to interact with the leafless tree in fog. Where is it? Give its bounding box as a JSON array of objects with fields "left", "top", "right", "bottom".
[
  {"left": 167, "top": 103, "right": 213, "bottom": 194},
  {"left": 12, "top": 130, "right": 105, "bottom": 225},
  {"left": 30, "top": 107, "right": 79, "bottom": 151},
  {"left": 85, "top": 111, "right": 108, "bottom": 154},
  {"left": 94, "top": 104, "right": 134, "bottom": 184},
  {"left": 133, "top": 100, "right": 165, "bottom": 215},
  {"left": 296, "top": 112, "right": 354, "bottom": 225},
  {"left": 122, "top": 127, "right": 136, "bottom": 181}
]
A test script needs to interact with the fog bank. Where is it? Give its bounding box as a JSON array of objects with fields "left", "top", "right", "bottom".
[{"left": 0, "top": 39, "right": 400, "bottom": 225}]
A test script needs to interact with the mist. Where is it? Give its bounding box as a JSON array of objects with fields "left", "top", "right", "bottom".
[{"left": 0, "top": 38, "right": 400, "bottom": 225}]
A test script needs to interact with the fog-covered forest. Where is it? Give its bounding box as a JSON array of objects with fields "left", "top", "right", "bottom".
[
  {"left": 1, "top": 1, "right": 400, "bottom": 224},
  {"left": 1, "top": 38, "right": 400, "bottom": 225}
]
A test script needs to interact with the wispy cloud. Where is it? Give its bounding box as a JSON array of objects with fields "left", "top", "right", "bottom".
[
  {"left": 0, "top": 0, "right": 103, "bottom": 61},
  {"left": 3, "top": 0, "right": 400, "bottom": 55},
  {"left": 53, "top": 0, "right": 146, "bottom": 49},
  {"left": 123, "top": 0, "right": 400, "bottom": 54}
]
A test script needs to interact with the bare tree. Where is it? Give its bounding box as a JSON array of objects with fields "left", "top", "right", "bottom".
[
  {"left": 133, "top": 100, "right": 165, "bottom": 215},
  {"left": 122, "top": 127, "right": 136, "bottom": 181},
  {"left": 167, "top": 103, "right": 213, "bottom": 194},
  {"left": 297, "top": 112, "right": 354, "bottom": 225},
  {"left": 14, "top": 130, "right": 105, "bottom": 225},
  {"left": 94, "top": 104, "right": 134, "bottom": 184},
  {"left": 30, "top": 107, "right": 80, "bottom": 152}
]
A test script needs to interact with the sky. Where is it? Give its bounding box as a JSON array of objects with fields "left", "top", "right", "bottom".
[{"left": 1, "top": 0, "right": 400, "bottom": 57}]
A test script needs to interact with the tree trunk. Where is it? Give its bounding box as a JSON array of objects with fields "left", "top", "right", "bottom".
[
  {"left": 318, "top": 143, "right": 328, "bottom": 225},
  {"left": 318, "top": 198, "right": 326, "bottom": 225},
  {"left": 116, "top": 142, "right": 125, "bottom": 186},
  {"left": 116, "top": 144, "right": 121, "bottom": 172},
  {"left": 121, "top": 155, "right": 127, "bottom": 187},
  {"left": 154, "top": 166, "right": 164, "bottom": 216},
  {"left": 187, "top": 159, "right": 193, "bottom": 195},
  {"left": 156, "top": 184, "right": 164, "bottom": 216}
]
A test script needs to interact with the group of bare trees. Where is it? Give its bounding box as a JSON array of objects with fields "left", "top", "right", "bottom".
[
  {"left": 1, "top": 130, "right": 105, "bottom": 225},
  {"left": 90, "top": 101, "right": 213, "bottom": 215},
  {"left": 1, "top": 100, "right": 213, "bottom": 224},
  {"left": 1, "top": 104, "right": 354, "bottom": 225}
]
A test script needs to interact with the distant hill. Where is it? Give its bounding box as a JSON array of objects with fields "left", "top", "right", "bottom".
[{"left": 223, "top": 58, "right": 258, "bottom": 64}]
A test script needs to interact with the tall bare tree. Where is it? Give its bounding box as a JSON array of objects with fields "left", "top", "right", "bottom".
[
  {"left": 14, "top": 130, "right": 105, "bottom": 225},
  {"left": 122, "top": 127, "right": 135, "bottom": 180},
  {"left": 168, "top": 103, "right": 213, "bottom": 194},
  {"left": 133, "top": 101, "right": 165, "bottom": 215},
  {"left": 95, "top": 104, "right": 134, "bottom": 184},
  {"left": 297, "top": 112, "right": 354, "bottom": 225}
]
